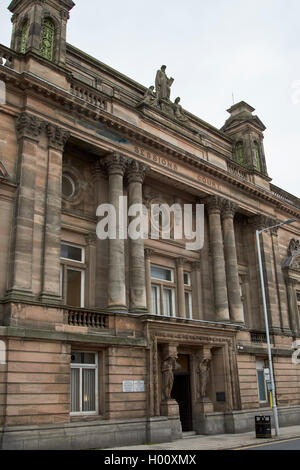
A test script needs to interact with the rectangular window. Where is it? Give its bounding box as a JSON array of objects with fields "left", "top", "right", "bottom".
[
  {"left": 60, "top": 243, "right": 86, "bottom": 308},
  {"left": 151, "top": 284, "right": 160, "bottom": 315},
  {"left": 61, "top": 243, "right": 84, "bottom": 263},
  {"left": 71, "top": 352, "right": 98, "bottom": 415},
  {"left": 151, "top": 265, "right": 175, "bottom": 317},
  {"left": 256, "top": 359, "right": 267, "bottom": 403},
  {"left": 183, "top": 272, "right": 191, "bottom": 286},
  {"left": 151, "top": 265, "right": 173, "bottom": 282},
  {"left": 185, "top": 291, "right": 192, "bottom": 319}
]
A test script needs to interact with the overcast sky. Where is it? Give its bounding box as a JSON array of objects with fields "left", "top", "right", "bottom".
[{"left": 0, "top": 0, "right": 299, "bottom": 197}]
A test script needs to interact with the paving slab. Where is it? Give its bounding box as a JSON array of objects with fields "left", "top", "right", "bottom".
[{"left": 104, "top": 425, "right": 300, "bottom": 451}]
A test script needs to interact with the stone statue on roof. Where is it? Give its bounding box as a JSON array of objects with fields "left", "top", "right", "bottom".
[{"left": 155, "top": 65, "right": 174, "bottom": 102}]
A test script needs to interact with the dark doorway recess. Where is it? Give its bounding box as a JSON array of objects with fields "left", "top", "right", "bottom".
[{"left": 171, "top": 354, "right": 193, "bottom": 432}]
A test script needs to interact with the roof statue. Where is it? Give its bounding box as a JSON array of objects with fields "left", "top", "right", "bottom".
[{"left": 138, "top": 65, "right": 190, "bottom": 125}]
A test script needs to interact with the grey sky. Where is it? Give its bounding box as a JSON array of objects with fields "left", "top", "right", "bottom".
[{"left": 0, "top": 0, "right": 299, "bottom": 197}]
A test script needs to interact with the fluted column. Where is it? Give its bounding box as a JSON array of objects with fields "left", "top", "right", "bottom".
[
  {"left": 285, "top": 277, "right": 299, "bottom": 334},
  {"left": 103, "top": 152, "right": 128, "bottom": 311},
  {"left": 127, "top": 159, "right": 149, "bottom": 312},
  {"left": 176, "top": 258, "right": 185, "bottom": 318},
  {"left": 222, "top": 201, "right": 244, "bottom": 323},
  {"left": 203, "top": 196, "right": 230, "bottom": 321},
  {"left": 40, "top": 123, "right": 70, "bottom": 303},
  {"left": 145, "top": 249, "right": 154, "bottom": 314},
  {"left": 6, "top": 113, "right": 43, "bottom": 300},
  {"left": 191, "top": 261, "right": 203, "bottom": 320}
]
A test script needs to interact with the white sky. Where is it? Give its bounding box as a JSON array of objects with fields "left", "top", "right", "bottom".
[{"left": 0, "top": 0, "right": 299, "bottom": 197}]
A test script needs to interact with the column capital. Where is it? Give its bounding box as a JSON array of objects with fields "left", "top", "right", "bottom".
[
  {"left": 102, "top": 152, "right": 128, "bottom": 176},
  {"left": 202, "top": 195, "right": 224, "bottom": 215},
  {"left": 221, "top": 200, "right": 239, "bottom": 220},
  {"left": 144, "top": 248, "right": 154, "bottom": 259},
  {"left": 16, "top": 112, "right": 44, "bottom": 142},
  {"left": 90, "top": 160, "right": 107, "bottom": 181},
  {"left": 191, "top": 261, "right": 201, "bottom": 271},
  {"left": 127, "top": 159, "right": 150, "bottom": 184},
  {"left": 176, "top": 257, "right": 186, "bottom": 267},
  {"left": 85, "top": 232, "right": 97, "bottom": 245},
  {"left": 285, "top": 276, "right": 298, "bottom": 287},
  {"left": 46, "top": 123, "right": 70, "bottom": 151},
  {"left": 248, "top": 214, "right": 278, "bottom": 231}
]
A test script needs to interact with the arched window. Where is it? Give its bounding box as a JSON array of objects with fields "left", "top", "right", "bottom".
[
  {"left": 40, "top": 19, "right": 55, "bottom": 61},
  {"left": 20, "top": 21, "right": 29, "bottom": 54},
  {"left": 254, "top": 142, "right": 261, "bottom": 172},
  {"left": 236, "top": 142, "right": 245, "bottom": 165}
]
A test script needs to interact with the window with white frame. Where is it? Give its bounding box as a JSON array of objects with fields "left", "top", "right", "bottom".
[
  {"left": 151, "top": 265, "right": 175, "bottom": 317},
  {"left": 60, "top": 243, "right": 85, "bottom": 308},
  {"left": 256, "top": 359, "right": 268, "bottom": 403},
  {"left": 70, "top": 351, "right": 98, "bottom": 415},
  {"left": 184, "top": 272, "right": 192, "bottom": 319}
]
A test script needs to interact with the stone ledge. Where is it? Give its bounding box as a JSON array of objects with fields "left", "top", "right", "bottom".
[{"left": 0, "top": 325, "right": 148, "bottom": 347}]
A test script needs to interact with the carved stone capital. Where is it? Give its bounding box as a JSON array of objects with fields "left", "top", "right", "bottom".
[
  {"left": 144, "top": 248, "right": 154, "bottom": 260},
  {"left": 176, "top": 257, "right": 185, "bottom": 268},
  {"left": 285, "top": 277, "right": 298, "bottom": 287},
  {"left": 221, "top": 200, "right": 238, "bottom": 220},
  {"left": 202, "top": 195, "right": 224, "bottom": 215},
  {"left": 47, "top": 123, "right": 70, "bottom": 151},
  {"left": 102, "top": 152, "right": 128, "bottom": 177},
  {"left": 85, "top": 232, "right": 97, "bottom": 245},
  {"left": 91, "top": 160, "right": 106, "bottom": 181},
  {"left": 191, "top": 261, "right": 201, "bottom": 271},
  {"left": 249, "top": 214, "right": 277, "bottom": 231},
  {"left": 16, "top": 113, "right": 44, "bottom": 142},
  {"left": 127, "top": 159, "right": 150, "bottom": 184}
]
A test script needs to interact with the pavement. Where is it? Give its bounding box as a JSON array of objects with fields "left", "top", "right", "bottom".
[{"left": 106, "top": 425, "right": 300, "bottom": 451}]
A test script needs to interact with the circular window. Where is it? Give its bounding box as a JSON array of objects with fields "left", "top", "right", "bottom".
[{"left": 62, "top": 174, "right": 76, "bottom": 199}]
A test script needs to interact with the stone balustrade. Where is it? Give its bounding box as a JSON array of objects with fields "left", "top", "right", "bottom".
[
  {"left": 70, "top": 80, "right": 107, "bottom": 110},
  {"left": 67, "top": 308, "right": 109, "bottom": 329}
]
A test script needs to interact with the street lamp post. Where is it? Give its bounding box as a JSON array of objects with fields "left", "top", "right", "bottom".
[{"left": 256, "top": 218, "right": 296, "bottom": 437}]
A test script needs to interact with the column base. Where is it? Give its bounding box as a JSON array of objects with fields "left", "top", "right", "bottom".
[
  {"left": 194, "top": 397, "right": 214, "bottom": 414},
  {"left": 4, "top": 288, "right": 35, "bottom": 302},
  {"left": 39, "top": 292, "right": 62, "bottom": 305},
  {"left": 160, "top": 399, "right": 180, "bottom": 417},
  {"left": 106, "top": 304, "right": 128, "bottom": 313}
]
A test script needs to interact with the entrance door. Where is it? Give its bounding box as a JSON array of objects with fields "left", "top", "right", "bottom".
[{"left": 171, "top": 355, "right": 193, "bottom": 432}]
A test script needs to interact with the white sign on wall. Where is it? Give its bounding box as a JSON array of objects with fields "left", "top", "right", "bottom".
[{"left": 122, "top": 380, "right": 145, "bottom": 393}]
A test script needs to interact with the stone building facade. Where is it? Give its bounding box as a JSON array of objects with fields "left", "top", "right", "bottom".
[{"left": 0, "top": 0, "right": 300, "bottom": 450}]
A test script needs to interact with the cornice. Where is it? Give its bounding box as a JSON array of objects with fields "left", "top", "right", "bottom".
[{"left": 0, "top": 63, "right": 299, "bottom": 218}]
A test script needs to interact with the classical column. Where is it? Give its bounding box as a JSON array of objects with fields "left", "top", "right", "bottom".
[
  {"left": 103, "top": 152, "right": 128, "bottom": 311},
  {"left": 145, "top": 248, "right": 154, "bottom": 314},
  {"left": 40, "top": 123, "right": 70, "bottom": 303},
  {"left": 222, "top": 200, "right": 244, "bottom": 323},
  {"left": 251, "top": 215, "right": 281, "bottom": 333},
  {"left": 271, "top": 228, "right": 291, "bottom": 334},
  {"left": 6, "top": 113, "right": 43, "bottom": 300},
  {"left": 176, "top": 258, "right": 186, "bottom": 318},
  {"left": 85, "top": 232, "right": 97, "bottom": 309},
  {"left": 203, "top": 196, "right": 230, "bottom": 321},
  {"left": 191, "top": 261, "right": 203, "bottom": 320},
  {"left": 285, "top": 277, "right": 299, "bottom": 334},
  {"left": 127, "top": 159, "right": 149, "bottom": 312}
]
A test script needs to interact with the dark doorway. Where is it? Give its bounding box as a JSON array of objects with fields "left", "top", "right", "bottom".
[{"left": 171, "top": 355, "right": 193, "bottom": 432}]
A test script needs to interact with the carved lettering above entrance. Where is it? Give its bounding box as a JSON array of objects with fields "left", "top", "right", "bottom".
[{"left": 134, "top": 145, "right": 223, "bottom": 192}]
